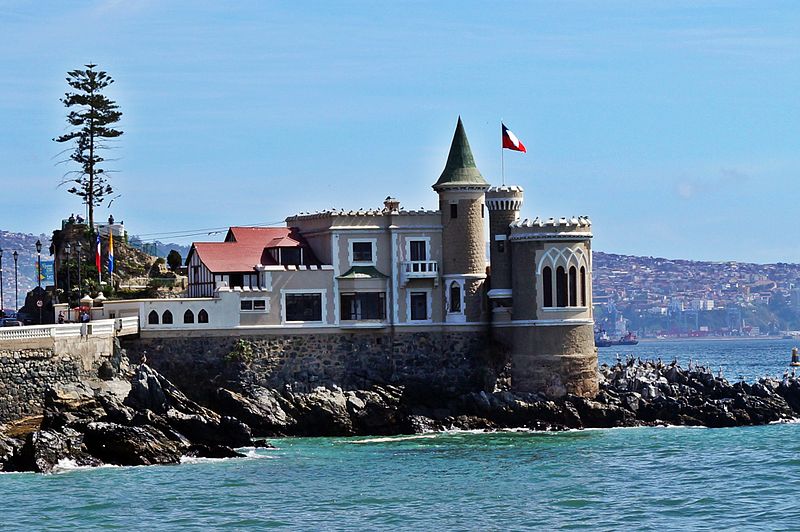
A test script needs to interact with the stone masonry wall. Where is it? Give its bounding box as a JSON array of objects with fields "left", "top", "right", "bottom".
[
  {"left": 440, "top": 197, "right": 486, "bottom": 276},
  {"left": 0, "top": 336, "right": 115, "bottom": 423},
  {"left": 124, "top": 330, "right": 498, "bottom": 403}
]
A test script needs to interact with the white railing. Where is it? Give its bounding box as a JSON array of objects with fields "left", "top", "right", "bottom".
[
  {"left": 0, "top": 325, "right": 54, "bottom": 341},
  {"left": 0, "top": 318, "right": 139, "bottom": 344},
  {"left": 402, "top": 260, "right": 438, "bottom": 275},
  {"left": 401, "top": 261, "right": 439, "bottom": 287}
]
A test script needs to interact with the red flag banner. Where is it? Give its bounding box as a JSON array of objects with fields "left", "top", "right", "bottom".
[
  {"left": 502, "top": 123, "right": 526, "bottom": 153},
  {"left": 95, "top": 233, "right": 101, "bottom": 273}
]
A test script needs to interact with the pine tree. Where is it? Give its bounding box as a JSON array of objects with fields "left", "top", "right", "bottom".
[
  {"left": 166, "top": 250, "right": 182, "bottom": 271},
  {"left": 55, "top": 64, "right": 123, "bottom": 230}
]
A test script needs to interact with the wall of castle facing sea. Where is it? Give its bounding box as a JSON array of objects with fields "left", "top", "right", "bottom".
[{"left": 123, "top": 329, "right": 500, "bottom": 402}]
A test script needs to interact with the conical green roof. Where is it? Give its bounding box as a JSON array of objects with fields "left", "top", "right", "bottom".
[{"left": 433, "top": 117, "right": 488, "bottom": 189}]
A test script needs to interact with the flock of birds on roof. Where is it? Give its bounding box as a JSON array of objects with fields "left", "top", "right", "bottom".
[{"left": 511, "top": 216, "right": 592, "bottom": 228}]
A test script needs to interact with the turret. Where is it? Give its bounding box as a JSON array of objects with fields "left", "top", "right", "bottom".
[
  {"left": 486, "top": 185, "right": 523, "bottom": 311},
  {"left": 433, "top": 117, "right": 489, "bottom": 323}
]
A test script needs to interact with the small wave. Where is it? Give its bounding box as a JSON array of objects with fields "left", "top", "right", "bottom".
[
  {"left": 179, "top": 449, "right": 274, "bottom": 465},
  {"left": 348, "top": 434, "right": 439, "bottom": 444},
  {"left": 52, "top": 459, "right": 120, "bottom": 474}
]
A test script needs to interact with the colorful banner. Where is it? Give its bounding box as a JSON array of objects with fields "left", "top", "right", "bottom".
[{"left": 37, "top": 260, "right": 55, "bottom": 285}]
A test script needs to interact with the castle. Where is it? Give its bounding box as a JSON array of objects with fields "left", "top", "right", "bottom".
[{"left": 99, "top": 118, "right": 597, "bottom": 397}]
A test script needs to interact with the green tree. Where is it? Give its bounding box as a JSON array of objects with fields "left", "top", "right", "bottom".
[
  {"left": 166, "top": 250, "right": 183, "bottom": 271},
  {"left": 55, "top": 64, "right": 123, "bottom": 230}
]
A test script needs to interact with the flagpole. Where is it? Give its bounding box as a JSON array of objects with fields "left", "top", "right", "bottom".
[{"left": 500, "top": 121, "right": 505, "bottom": 186}]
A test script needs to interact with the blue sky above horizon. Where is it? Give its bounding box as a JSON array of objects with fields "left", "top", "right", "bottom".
[{"left": 1, "top": 1, "right": 798, "bottom": 263}]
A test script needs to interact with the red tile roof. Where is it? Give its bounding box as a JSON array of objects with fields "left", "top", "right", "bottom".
[{"left": 190, "top": 226, "right": 316, "bottom": 273}]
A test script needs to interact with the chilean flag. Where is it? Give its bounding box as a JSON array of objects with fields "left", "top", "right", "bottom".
[
  {"left": 502, "top": 123, "right": 526, "bottom": 153},
  {"left": 95, "top": 233, "right": 102, "bottom": 273}
]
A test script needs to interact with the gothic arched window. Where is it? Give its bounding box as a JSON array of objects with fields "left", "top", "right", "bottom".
[
  {"left": 148, "top": 310, "right": 159, "bottom": 325},
  {"left": 569, "top": 266, "right": 578, "bottom": 307},
  {"left": 184, "top": 309, "right": 194, "bottom": 324},
  {"left": 198, "top": 309, "right": 209, "bottom": 323},
  {"left": 162, "top": 310, "right": 173, "bottom": 325},
  {"left": 556, "top": 266, "right": 568, "bottom": 307},
  {"left": 543, "top": 266, "right": 553, "bottom": 307},
  {"left": 449, "top": 281, "right": 462, "bottom": 313},
  {"left": 580, "top": 266, "right": 587, "bottom": 307}
]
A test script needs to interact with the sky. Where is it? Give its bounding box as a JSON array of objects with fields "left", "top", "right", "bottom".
[{"left": 0, "top": 1, "right": 798, "bottom": 263}]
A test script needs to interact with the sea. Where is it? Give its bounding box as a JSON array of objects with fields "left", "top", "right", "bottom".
[{"left": 2, "top": 338, "right": 800, "bottom": 530}]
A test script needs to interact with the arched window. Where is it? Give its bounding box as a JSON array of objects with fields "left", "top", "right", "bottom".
[
  {"left": 543, "top": 266, "right": 553, "bottom": 307},
  {"left": 184, "top": 309, "right": 194, "bottom": 324},
  {"left": 580, "top": 266, "right": 587, "bottom": 306},
  {"left": 148, "top": 310, "right": 159, "bottom": 325},
  {"left": 198, "top": 309, "right": 209, "bottom": 323},
  {"left": 449, "top": 282, "right": 461, "bottom": 313},
  {"left": 162, "top": 310, "right": 173, "bottom": 324},
  {"left": 556, "top": 266, "right": 568, "bottom": 307},
  {"left": 569, "top": 266, "right": 577, "bottom": 307}
]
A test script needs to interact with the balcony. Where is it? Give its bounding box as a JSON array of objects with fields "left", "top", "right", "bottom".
[{"left": 401, "top": 260, "right": 439, "bottom": 286}]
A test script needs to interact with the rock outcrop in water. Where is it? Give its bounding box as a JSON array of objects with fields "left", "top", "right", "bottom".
[
  {"left": 212, "top": 358, "right": 800, "bottom": 436},
  {"left": 0, "top": 365, "right": 253, "bottom": 473},
  {"left": 5, "top": 358, "right": 800, "bottom": 473}
]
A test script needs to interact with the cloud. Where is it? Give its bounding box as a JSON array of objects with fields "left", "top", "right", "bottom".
[{"left": 675, "top": 166, "right": 751, "bottom": 199}]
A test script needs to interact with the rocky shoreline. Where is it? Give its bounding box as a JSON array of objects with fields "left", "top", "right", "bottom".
[{"left": 3, "top": 358, "right": 800, "bottom": 473}]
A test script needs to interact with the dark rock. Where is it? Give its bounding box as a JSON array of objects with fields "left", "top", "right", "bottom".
[
  {"left": 16, "top": 428, "right": 100, "bottom": 473},
  {"left": 570, "top": 397, "right": 636, "bottom": 428},
  {"left": 82, "top": 422, "right": 183, "bottom": 466},
  {"left": 185, "top": 444, "right": 245, "bottom": 459},
  {"left": 215, "top": 387, "right": 295, "bottom": 436},
  {"left": 98, "top": 361, "right": 116, "bottom": 381}
]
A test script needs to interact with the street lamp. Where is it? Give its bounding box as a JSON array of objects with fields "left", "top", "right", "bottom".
[
  {"left": 35, "top": 239, "right": 42, "bottom": 289},
  {"left": 76, "top": 241, "right": 82, "bottom": 297},
  {"left": 65, "top": 242, "right": 71, "bottom": 305},
  {"left": 12, "top": 250, "right": 18, "bottom": 311}
]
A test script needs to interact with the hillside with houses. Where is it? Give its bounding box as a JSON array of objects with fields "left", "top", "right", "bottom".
[{"left": 593, "top": 252, "right": 800, "bottom": 337}]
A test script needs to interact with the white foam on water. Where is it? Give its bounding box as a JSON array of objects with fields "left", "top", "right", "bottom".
[
  {"left": 52, "top": 458, "right": 120, "bottom": 474},
  {"left": 347, "top": 434, "right": 439, "bottom": 444},
  {"left": 179, "top": 448, "right": 276, "bottom": 464}
]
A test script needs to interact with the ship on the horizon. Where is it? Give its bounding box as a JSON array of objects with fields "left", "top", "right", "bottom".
[{"left": 595, "top": 330, "right": 639, "bottom": 347}]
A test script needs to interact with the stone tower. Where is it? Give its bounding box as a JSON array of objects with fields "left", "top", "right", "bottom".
[
  {"left": 489, "top": 213, "right": 598, "bottom": 398},
  {"left": 485, "top": 185, "right": 524, "bottom": 320},
  {"left": 432, "top": 117, "right": 489, "bottom": 323}
]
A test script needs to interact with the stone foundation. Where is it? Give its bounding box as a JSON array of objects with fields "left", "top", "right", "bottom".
[
  {"left": 503, "top": 323, "right": 598, "bottom": 397},
  {"left": 123, "top": 329, "right": 497, "bottom": 402}
]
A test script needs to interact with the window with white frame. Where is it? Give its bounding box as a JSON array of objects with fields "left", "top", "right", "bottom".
[
  {"left": 349, "top": 239, "right": 376, "bottom": 265},
  {"left": 341, "top": 292, "right": 386, "bottom": 320},
  {"left": 409, "top": 291, "right": 429, "bottom": 321},
  {"left": 241, "top": 299, "right": 267, "bottom": 312},
  {"left": 538, "top": 247, "right": 589, "bottom": 309},
  {"left": 448, "top": 281, "right": 462, "bottom": 313},
  {"left": 284, "top": 292, "right": 323, "bottom": 322},
  {"left": 409, "top": 240, "right": 427, "bottom": 261}
]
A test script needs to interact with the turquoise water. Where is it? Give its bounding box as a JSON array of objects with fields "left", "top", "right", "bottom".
[{"left": 2, "top": 339, "right": 800, "bottom": 530}]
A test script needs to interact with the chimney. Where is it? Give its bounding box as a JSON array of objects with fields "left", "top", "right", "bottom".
[{"left": 383, "top": 196, "right": 400, "bottom": 213}]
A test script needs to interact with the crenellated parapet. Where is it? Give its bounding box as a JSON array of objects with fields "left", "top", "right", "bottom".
[
  {"left": 509, "top": 216, "right": 592, "bottom": 241},
  {"left": 485, "top": 185, "right": 524, "bottom": 212}
]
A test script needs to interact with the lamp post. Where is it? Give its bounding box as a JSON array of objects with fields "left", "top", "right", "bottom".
[
  {"left": 0, "top": 247, "right": 4, "bottom": 314},
  {"left": 65, "top": 242, "right": 71, "bottom": 306},
  {"left": 35, "top": 239, "right": 42, "bottom": 289},
  {"left": 12, "top": 250, "right": 18, "bottom": 311},
  {"left": 76, "top": 241, "right": 82, "bottom": 297}
]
